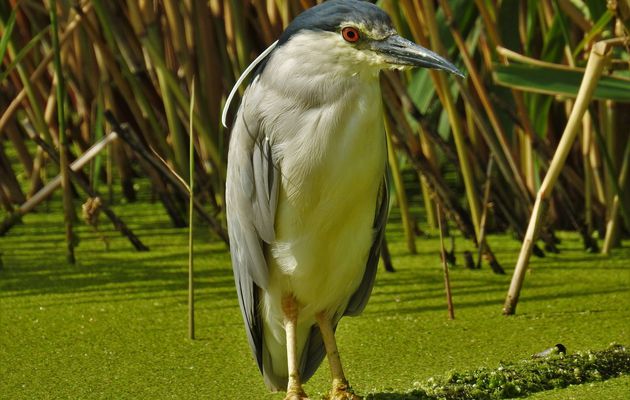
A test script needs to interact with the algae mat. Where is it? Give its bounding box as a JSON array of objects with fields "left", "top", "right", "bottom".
[{"left": 1, "top": 199, "right": 629, "bottom": 399}]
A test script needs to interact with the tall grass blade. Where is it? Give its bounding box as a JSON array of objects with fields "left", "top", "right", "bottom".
[
  {"left": 0, "top": 26, "right": 51, "bottom": 84},
  {"left": 494, "top": 64, "right": 630, "bottom": 102},
  {"left": 0, "top": 2, "right": 18, "bottom": 68},
  {"left": 384, "top": 114, "right": 417, "bottom": 254},
  {"left": 572, "top": 10, "right": 614, "bottom": 58},
  {"left": 188, "top": 77, "right": 195, "bottom": 340},
  {"left": 50, "top": 0, "right": 75, "bottom": 264}
]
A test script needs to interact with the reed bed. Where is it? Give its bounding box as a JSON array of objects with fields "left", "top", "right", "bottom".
[{"left": 1, "top": 1, "right": 629, "bottom": 306}]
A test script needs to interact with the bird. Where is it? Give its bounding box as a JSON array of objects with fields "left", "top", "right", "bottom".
[{"left": 224, "top": 1, "right": 462, "bottom": 399}]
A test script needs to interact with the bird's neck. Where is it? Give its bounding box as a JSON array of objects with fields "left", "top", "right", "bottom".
[{"left": 261, "top": 34, "right": 381, "bottom": 107}]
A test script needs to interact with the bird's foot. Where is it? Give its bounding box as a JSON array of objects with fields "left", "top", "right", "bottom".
[
  {"left": 326, "top": 379, "right": 362, "bottom": 400},
  {"left": 284, "top": 388, "right": 309, "bottom": 400}
]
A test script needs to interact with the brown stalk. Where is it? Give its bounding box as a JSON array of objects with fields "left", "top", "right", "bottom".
[
  {"left": 1, "top": 129, "right": 148, "bottom": 251},
  {"left": 106, "top": 113, "right": 229, "bottom": 244},
  {"left": 602, "top": 137, "right": 630, "bottom": 254},
  {"left": 437, "top": 204, "right": 455, "bottom": 320},
  {"left": 0, "top": 142, "right": 26, "bottom": 205},
  {"left": 384, "top": 113, "right": 417, "bottom": 254},
  {"left": 0, "top": 3, "right": 91, "bottom": 134},
  {"left": 504, "top": 41, "right": 611, "bottom": 316},
  {"left": 440, "top": 0, "right": 531, "bottom": 206},
  {"left": 419, "top": 0, "right": 483, "bottom": 240}
]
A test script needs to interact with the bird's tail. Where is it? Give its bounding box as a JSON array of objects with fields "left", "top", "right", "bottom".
[{"left": 261, "top": 318, "right": 327, "bottom": 391}]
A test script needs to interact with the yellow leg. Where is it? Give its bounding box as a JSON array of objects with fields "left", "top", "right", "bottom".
[
  {"left": 283, "top": 295, "right": 309, "bottom": 400},
  {"left": 316, "top": 313, "right": 361, "bottom": 400}
]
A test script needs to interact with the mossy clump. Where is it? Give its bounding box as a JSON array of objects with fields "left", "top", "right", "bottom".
[{"left": 367, "top": 344, "right": 629, "bottom": 400}]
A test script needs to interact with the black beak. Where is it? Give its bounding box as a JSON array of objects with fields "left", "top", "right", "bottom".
[{"left": 372, "top": 34, "right": 464, "bottom": 77}]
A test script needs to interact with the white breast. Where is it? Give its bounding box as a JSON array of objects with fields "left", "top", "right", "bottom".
[{"left": 263, "top": 77, "right": 386, "bottom": 318}]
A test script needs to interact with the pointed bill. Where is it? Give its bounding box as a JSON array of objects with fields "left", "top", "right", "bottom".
[{"left": 372, "top": 35, "right": 464, "bottom": 77}]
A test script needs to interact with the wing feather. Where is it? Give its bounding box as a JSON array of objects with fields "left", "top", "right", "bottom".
[
  {"left": 345, "top": 174, "right": 389, "bottom": 316},
  {"left": 226, "top": 81, "right": 278, "bottom": 373}
]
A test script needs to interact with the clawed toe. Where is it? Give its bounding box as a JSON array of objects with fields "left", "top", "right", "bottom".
[
  {"left": 284, "top": 389, "right": 309, "bottom": 400},
  {"left": 329, "top": 391, "right": 361, "bottom": 400},
  {"left": 327, "top": 380, "right": 362, "bottom": 400}
]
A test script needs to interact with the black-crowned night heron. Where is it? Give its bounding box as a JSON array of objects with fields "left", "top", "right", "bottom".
[{"left": 225, "top": 1, "right": 462, "bottom": 399}]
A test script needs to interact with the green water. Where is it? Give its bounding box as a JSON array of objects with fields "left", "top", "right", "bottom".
[{"left": 1, "top": 197, "right": 628, "bottom": 399}]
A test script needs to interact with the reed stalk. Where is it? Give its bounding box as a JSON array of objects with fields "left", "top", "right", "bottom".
[
  {"left": 0, "top": 4, "right": 90, "bottom": 135},
  {"left": 384, "top": 113, "right": 417, "bottom": 254},
  {"left": 582, "top": 111, "right": 595, "bottom": 246},
  {"left": 1, "top": 1, "right": 627, "bottom": 303},
  {"left": 81, "top": 2, "right": 167, "bottom": 153},
  {"left": 437, "top": 204, "right": 455, "bottom": 320},
  {"left": 418, "top": 131, "right": 438, "bottom": 230},
  {"left": 504, "top": 41, "right": 611, "bottom": 316},
  {"left": 420, "top": 0, "right": 482, "bottom": 241},
  {"left": 602, "top": 137, "right": 630, "bottom": 254},
  {"left": 50, "top": 0, "right": 75, "bottom": 264},
  {"left": 188, "top": 78, "right": 195, "bottom": 340},
  {"left": 440, "top": 0, "right": 530, "bottom": 206}
]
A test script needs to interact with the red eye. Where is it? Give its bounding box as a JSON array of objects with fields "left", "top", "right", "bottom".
[{"left": 342, "top": 27, "right": 360, "bottom": 43}]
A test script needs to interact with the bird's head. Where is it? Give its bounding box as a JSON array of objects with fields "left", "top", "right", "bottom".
[
  {"left": 221, "top": 0, "right": 464, "bottom": 127},
  {"left": 275, "top": 0, "right": 463, "bottom": 78}
]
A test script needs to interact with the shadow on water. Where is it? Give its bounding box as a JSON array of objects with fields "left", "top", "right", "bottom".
[
  {"left": 367, "top": 393, "right": 425, "bottom": 400},
  {"left": 0, "top": 212, "right": 235, "bottom": 304},
  {"left": 1, "top": 249, "right": 234, "bottom": 299}
]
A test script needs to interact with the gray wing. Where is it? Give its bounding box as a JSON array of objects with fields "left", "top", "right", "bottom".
[
  {"left": 345, "top": 173, "right": 390, "bottom": 316},
  {"left": 226, "top": 82, "right": 279, "bottom": 372},
  {"left": 299, "top": 173, "right": 389, "bottom": 382}
]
